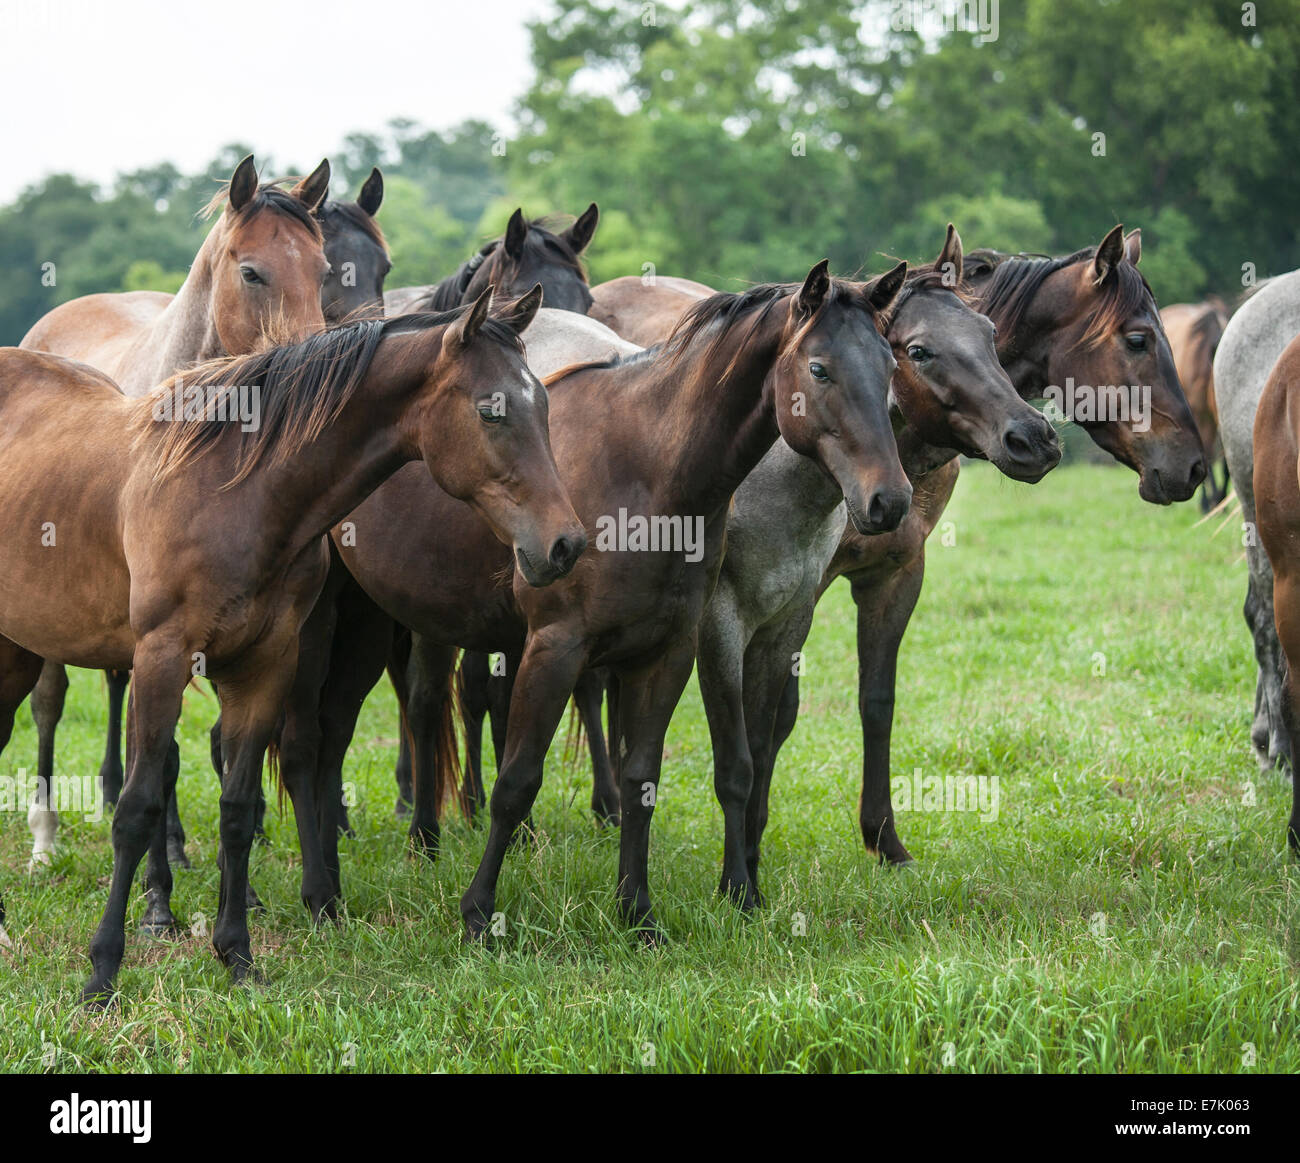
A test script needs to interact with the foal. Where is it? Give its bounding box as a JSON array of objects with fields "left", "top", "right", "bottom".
[{"left": 0, "top": 287, "right": 584, "bottom": 1002}]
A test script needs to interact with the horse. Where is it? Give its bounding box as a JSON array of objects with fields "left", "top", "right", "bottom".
[
  {"left": 319, "top": 167, "right": 390, "bottom": 323},
  {"left": 589, "top": 275, "right": 716, "bottom": 345},
  {"left": 1246, "top": 329, "right": 1300, "bottom": 854},
  {"left": 1213, "top": 269, "right": 1300, "bottom": 775},
  {"left": 0, "top": 285, "right": 585, "bottom": 1003},
  {"left": 1162, "top": 299, "right": 1230, "bottom": 510},
  {"left": 99, "top": 167, "right": 394, "bottom": 862},
  {"left": 294, "top": 263, "right": 911, "bottom": 938},
  {"left": 384, "top": 204, "right": 599, "bottom": 316},
  {"left": 16, "top": 155, "right": 334, "bottom": 873}
]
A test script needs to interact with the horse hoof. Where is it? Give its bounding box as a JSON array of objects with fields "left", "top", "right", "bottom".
[
  {"left": 229, "top": 962, "right": 263, "bottom": 987},
  {"left": 246, "top": 885, "right": 265, "bottom": 912},
  {"left": 139, "top": 917, "right": 179, "bottom": 939},
  {"left": 81, "top": 982, "right": 117, "bottom": 1011},
  {"left": 26, "top": 851, "right": 54, "bottom": 874},
  {"left": 718, "top": 877, "right": 760, "bottom": 913},
  {"left": 593, "top": 807, "right": 622, "bottom": 829},
  {"left": 166, "top": 841, "right": 191, "bottom": 870}
]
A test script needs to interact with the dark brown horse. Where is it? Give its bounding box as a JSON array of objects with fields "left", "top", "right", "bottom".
[
  {"left": 385, "top": 204, "right": 599, "bottom": 316},
  {"left": 297, "top": 263, "right": 911, "bottom": 938},
  {"left": 0, "top": 286, "right": 585, "bottom": 1003},
  {"left": 1248, "top": 330, "right": 1300, "bottom": 855}
]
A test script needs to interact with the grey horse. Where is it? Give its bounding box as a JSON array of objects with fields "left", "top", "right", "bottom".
[{"left": 1214, "top": 269, "right": 1300, "bottom": 774}]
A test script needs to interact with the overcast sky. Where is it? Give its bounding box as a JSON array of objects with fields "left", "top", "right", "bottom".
[{"left": 0, "top": 0, "right": 552, "bottom": 201}]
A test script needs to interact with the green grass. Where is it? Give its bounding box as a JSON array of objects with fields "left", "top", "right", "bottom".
[{"left": 1, "top": 463, "right": 1296, "bottom": 1072}]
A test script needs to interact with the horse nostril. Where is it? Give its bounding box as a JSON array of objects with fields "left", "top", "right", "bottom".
[
  {"left": 1004, "top": 425, "right": 1035, "bottom": 463},
  {"left": 549, "top": 532, "right": 586, "bottom": 573}
]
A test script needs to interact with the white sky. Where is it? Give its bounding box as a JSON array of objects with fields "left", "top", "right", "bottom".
[{"left": 0, "top": 0, "right": 553, "bottom": 201}]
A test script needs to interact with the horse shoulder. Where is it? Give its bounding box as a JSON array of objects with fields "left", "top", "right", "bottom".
[{"left": 19, "top": 290, "right": 173, "bottom": 380}]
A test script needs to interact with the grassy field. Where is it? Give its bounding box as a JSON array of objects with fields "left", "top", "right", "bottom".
[{"left": 1, "top": 462, "right": 1296, "bottom": 1073}]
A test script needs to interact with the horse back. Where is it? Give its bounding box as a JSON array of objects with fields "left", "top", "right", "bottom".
[{"left": 19, "top": 290, "right": 173, "bottom": 381}]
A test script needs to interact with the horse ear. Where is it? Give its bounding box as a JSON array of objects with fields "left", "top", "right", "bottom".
[
  {"left": 561, "top": 203, "right": 599, "bottom": 254},
  {"left": 868, "top": 261, "right": 908, "bottom": 314},
  {"left": 228, "top": 155, "right": 258, "bottom": 213},
  {"left": 794, "top": 259, "right": 831, "bottom": 318},
  {"left": 447, "top": 285, "right": 494, "bottom": 349},
  {"left": 937, "top": 223, "right": 963, "bottom": 285},
  {"left": 356, "top": 167, "right": 384, "bottom": 217},
  {"left": 503, "top": 209, "right": 528, "bottom": 261},
  {"left": 292, "top": 159, "right": 331, "bottom": 213},
  {"left": 497, "top": 283, "right": 544, "bottom": 335},
  {"left": 1124, "top": 228, "right": 1142, "bottom": 267},
  {"left": 1093, "top": 224, "right": 1125, "bottom": 286}
]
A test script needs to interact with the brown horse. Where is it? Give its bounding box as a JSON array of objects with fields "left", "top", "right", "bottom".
[
  {"left": 22, "top": 154, "right": 331, "bottom": 393},
  {"left": 0, "top": 286, "right": 585, "bottom": 1003},
  {"left": 1162, "top": 299, "right": 1231, "bottom": 510},
  {"left": 1248, "top": 331, "right": 1300, "bottom": 855},
  {"left": 16, "top": 155, "right": 335, "bottom": 871},
  {"left": 302, "top": 263, "right": 911, "bottom": 938},
  {"left": 385, "top": 204, "right": 599, "bottom": 316}
]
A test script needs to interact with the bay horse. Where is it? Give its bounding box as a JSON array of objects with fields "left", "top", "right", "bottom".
[
  {"left": 0, "top": 286, "right": 585, "bottom": 1003},
  {"left": 301, "top": 263, "right": 911, "bottom": 938},
  {"left": 1248, "top": 328, "right": 1300, "bottom": 853},
  {"left": 384, "top": 204, "right": 599, "bottom": 316},
  {"left": 1213, "top": 269, "right": 1300, "bottom": 775},
  {"left": 101, "top": 167, "right": 393, "bottom": 857},
  {"left": 1162, "top": 299, "right": 1230, "bottom": 510},
  {"left": 16, "top": 155, "right": 334, "bottom": 872}
]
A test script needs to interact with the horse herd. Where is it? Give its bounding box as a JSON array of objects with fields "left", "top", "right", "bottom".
[{"left": 0, "top": 154, "right": 1293, "bottom": 1008}]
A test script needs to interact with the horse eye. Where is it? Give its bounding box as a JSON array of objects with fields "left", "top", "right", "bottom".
[
  {"left": 240, "top": 266, "right": 263, "bottom": 286},
  {"left": 907, "top": 345, "right": 931, "bottom": 362},
  {"left": 1125, "top": 332, "right": 1148, "bottom": 352},
  {"left": 809, "top": 361, "right": 829, "bottom": 380},
  {"left": 477, "top": 404, "right": 504, "bottom": 425}
]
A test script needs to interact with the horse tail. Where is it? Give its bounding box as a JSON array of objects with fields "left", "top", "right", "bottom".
[
  {"left": 433, "top": 649, "right": 469, "bottom": 819},
  {"left": 563, "top": 697, "right": 587, "bottom": 768}
]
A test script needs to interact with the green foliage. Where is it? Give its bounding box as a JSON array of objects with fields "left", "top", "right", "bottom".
[{"left": 121, "top": 260, "right": 187, "bottom": 295}]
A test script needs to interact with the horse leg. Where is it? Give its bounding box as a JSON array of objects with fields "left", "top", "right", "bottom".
[
  {"left": 389, "top": 628, "right": 413, "bottom": 819},
  {"left": 82, "top": 638, "right": 189, "bottom": 1007},
  {"left": 28, "top": 660, "right": 68, "bottom": 871},
  {"left": 460, "top": 631, "right": 586, "bottom": 941},
  {"left": 697, "top": 591, "right": 759, "bottom": 909},
  {"left": 850, "top": 558, "right": 925, "bottom": 866},
  {"left": 0, "top": 640, "right": 43, "bottom": 950},
  {"left": 404, "top": 635, "right": 462, "bottom": 858},
  {"left": 741, "top": 611, "right": 817, "bottom": 903},
  {"left": 314, "top": 578, "right": 394, "bottom": 900},
  {"left": 456, "top": 651, "right": 491, "bottom": 820},
  {"left": 211, "top": 641, "right": 298, "bottom": 985},
  {"left": 611, "top": 639, "right": 697, "bottom": 940},
  {"left": 275, "top": 592, "right": 339, "bottom": 924},
  {"left": 1245, "top": 554, "right": 1292, "bottom": 775},
  {"left": 139, "top": 736, "right": 181, "bottom": 935},
  {"left": 575, "top": 668, "right": 619, "bottom": 826},
  {"left": 99, "top": 669, "right": 129, "bottom": 807}
]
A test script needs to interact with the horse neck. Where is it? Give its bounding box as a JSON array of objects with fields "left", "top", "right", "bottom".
[
  {"left": 631, "top": 304, "right": 787, "bottom": 516},
  {"left": 121, "top": 227, "right": 228, "bottom": 395},
  {"left": 965, "top": 265, "right": 1053, "bottom": 397},
  {"left": 247, "top": 338, "right": 424, "bottom": 550}
]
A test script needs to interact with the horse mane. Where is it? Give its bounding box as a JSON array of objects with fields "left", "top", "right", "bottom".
[
  {"left": 873, "top": 266, "right": 976, "bottom": 325},
  {"left": 657, "top": 278, "right": 885, "bottom": 387},
  {"left": 417, "top": 215, "right": 591, "bottom": 313},
  {"left": 956, "top": 247, "right": 1155, "bottom": 349},
  {"left": 199, "top": 178, "right": 323, "bottom": 244},
  {"left": 317, "top": 198, "right": 388, "bottom": 253},
  {"left": 132, "top": 306, "right": 523, "bottom": 488}
]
